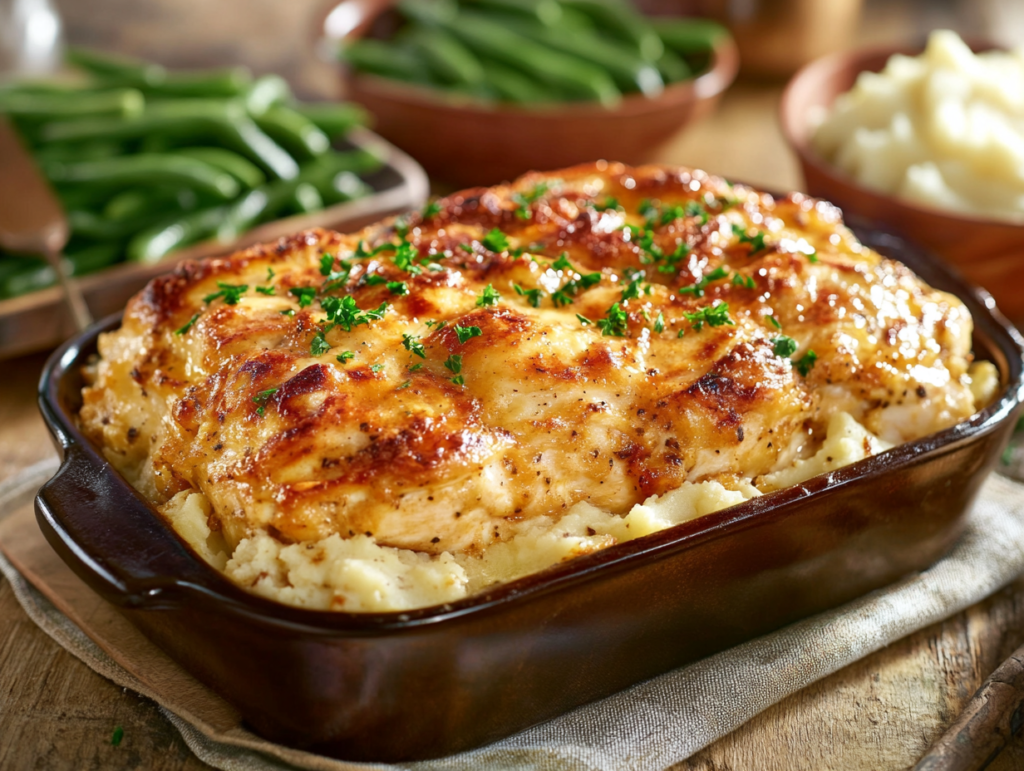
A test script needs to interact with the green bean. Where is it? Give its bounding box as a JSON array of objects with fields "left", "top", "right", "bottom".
[
  {"left": 39, "top": 100, "right": 300, "bottom": 180},
  {"left": 244, "top": 74, "right": 292, "bottom": 116},
  {"left": 0, "top": 89, "right": 144, "bottom": 121},
  {"left": 465, "top": 0, "right": 563, "bottom": 26},
  {"left": 253, "top": 105, "right": 330, "bottom": 161},
  {"left": 0, "top": 242, "right": 122, "bottom": 299},
  {"left": 340, "top": 39, "right": 434, "bottom": 83},
  {"left": 656, "top": 49, "right": 693, "bottom": 83},
  {"left": 403, "top": 26, "right": 486, "bottom": 87},
  {"left": 441, "top": 11, "right": 622, "bottom": 105},
  {"left": 46, "top": 154, "right": 241, "bottom": 199},
  {"left": 291, "top": 102, "right": 368, "bottom": 139},
  {"left": 66, "top": 47, "right": 167, "bottom": 87},
  {"left": 653, "top": 18, "right": 729, "bottom": 56},
  {"left": 478, "top": 58, "right": 556, "bottom": 103},
  {"left": 319, "top": 170, "right": 372, "bottom": 204},
  {"left": 558, "top": 0, "right": 663, "bottom": 62},
  {"left": 33, "top": 140, "right": 123, "bottom": 165},
  {"left": 288, "top": 183, "right": 324, "bottom": 214},
  {"left": 103, "top": 187, "right": 198, "bottom": 221},
  {"left": 175, "top": 147, "right": 266, "bottom": 188},
  {"left": 133, "top": 67, "right": 253, "bottom": 98},
  {"left": 500, "top": 16, "right": 664, "bottom": 96},
  {"left": 127, "top": 204, "right": 230, "bottom": 264},
  {"left": 68, "top": 208, "right": 166, "bottom": 240}
]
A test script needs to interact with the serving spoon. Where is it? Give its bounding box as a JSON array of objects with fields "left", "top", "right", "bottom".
[{"left": 0, "top": 115, "right": 93, "bottom": 332}]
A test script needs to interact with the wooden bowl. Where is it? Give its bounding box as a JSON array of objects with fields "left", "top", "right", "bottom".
[
  {"left": 779, "top": 43, "right": 1024, "bottom": 325},
  {"left": 320, "top": 0, "right": 739, "bottom": 187}
]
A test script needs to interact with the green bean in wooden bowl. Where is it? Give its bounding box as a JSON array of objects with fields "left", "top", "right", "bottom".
[
  {"left": 0, "top": 48, "right": 428, "bottom": 358},
  {"left": 321, "top": 0, "right": 738, "bottom": 186}
]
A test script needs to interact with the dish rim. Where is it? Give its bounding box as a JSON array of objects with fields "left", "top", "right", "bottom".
[{"left": 37, "top": 218, "right": 1024, "bottom": 634}]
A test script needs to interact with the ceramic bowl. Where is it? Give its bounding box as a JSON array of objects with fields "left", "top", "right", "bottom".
[
  {"left": 320, "top": 0, "right": 739, "bottom": 187},
  {"left": 779, "top": 43, "right": 1024, "bottom": 324},
  {"left": 35, "top": 216, "right": 1024, "bottom": 762}
]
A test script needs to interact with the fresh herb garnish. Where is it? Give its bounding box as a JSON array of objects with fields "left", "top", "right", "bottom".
[
  {"left": 289, "top": 286, "right": 317, "bottom": 307},
  {"left": 364, "top": 274, "right": 386, "bottom": 286},
  {"left": 310, "top": 331, "right": 331, "bottom": 356},
  {"left": 653, "top": 312, "right": 665, "bottom": 333},
  {"left": 386, "top": 280, "right": 409, "bottom": 296},
  {"left": 265, "top": 267, "right": 275, "bottom": 281},
  {"left": 354, "top": 240, "right": 396, "bottom": 259},
  {"left": 175, "top": 312, "right": 200, "bottom": 335},
  {"left": 551, "top": 253, "right": 574, "bottom": 271},
  {"left": 476, "top": 283, "right": 501, "bottom": 307},
  {"left": 514, "top": 283, "right": 543, "bottom": 307},
  {"left": 620, "top": 276, "right": 645, "bottom": 302},
  {"left": 482, "top": 228, "right": 510, "bottom": 253},
  {"left": 597, "top": 303, "right": 629, "bottom": 337},
  {"left": 683, "top": 302, "right": 734, "bottom": 331},
  {"left": 409, "top": 362, "right": 424, "bottom": 372},
  {"left": 551, "top": 271, "right": 601, "bottom": 307},
  {"left": 204, "top": 282, "right": 248, "bottom": 305},
  {"left": 443, "top": 354, "right": 464, "bottom": 385},
  {"left": 767, "top": 315, "right": 782, "bottom": 330},
  {"left": 424, "top": 319, "right": 447, "bottom": 329},
  {"left": 577, "top": 314, "right": 592, "bottom": 325},
  {"left": 592, "top": 196, "right": 621, "bottom": 212},
  {"left": 455, "top": 324, "right": 483, "bottom": 344},
  {"left": 685, "top": 200, "right": 709, "bottom": 226},
  {"left": 422, "top": 200, "right": 442, "bottom": 218},
  {"left": 320, "top": 295, "right": 389, "bottom": 332},
  {"left": 678, "top": 266, "right": 728, "bottom": 297},
  {"left": 111, "top": 726, "right": 124, "bottom": 747},
  {"left": 402, "top": 333, "right": 426, "bottom": 359},
  {"left": 512, "top": 182, "right": 549, "bottom": 220},
  {"left": 280, "top": 309, "right": 295, "bottom": 317},
  {"left": 771, "top": 335, "right": 799, "bottom": 358},
  {"left": 336, "top": 350, "right": 355, "bottom": 362},
  {"left": 393, "top": 241, "right": 422, "bottom": 274},
  {"left": 397, "top": 380, "right": 412, "bottom": 390},
  {"left": 319, "top": 253, "right": 335, "bottom": 276},
  {"left": 807, "top": 250, "right": 820, "bottom": 263},
  {"left": 371, "top": 363, "right": 384, "bottom": 373},
  {"left": 255, "top": 285, "right": 275, "bottom": 296},
  {"left": 732, "top": 224, "right": 768, "bottom": 254},
  {"left": 795, "top": 350, "right": 818, "bottom": 376},
  {"left": 252, "top": 387, "right": 278, "bottom": 416},
  {"left": 731, "top": 272, "right": 755, "bottom": 289},
  {"left": 657, "top": 242, "right": 690, "bottom": 274}
]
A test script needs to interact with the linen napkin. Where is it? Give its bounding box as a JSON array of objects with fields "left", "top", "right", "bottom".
[{"left": 3, "top": 456, "right": 1024, "bottom": 771}]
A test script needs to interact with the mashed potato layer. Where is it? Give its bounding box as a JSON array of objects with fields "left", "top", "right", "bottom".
[{"left": 813, "top": 30, "right": 1024, "bottom": 222}]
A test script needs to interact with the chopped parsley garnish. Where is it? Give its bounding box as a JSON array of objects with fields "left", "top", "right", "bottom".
[
  {"left": 422, "top": 200, "right": 442, "bottom": 218},
  {"left": 175, "top": 312, "right": 200, "bottom": 335},
  {"left": 577, "top": 314, "right": 592, "bottom": 325},
  {"left": 455, "top": 324, "right": 483, "bottom": 344},
  {"left": 280, "top": 309, "right": 295, "bottom": 317},
  {"left": 321, "top": 260, "right": 353, "bottom": 293},
  {"left": 424, "top": 319, "right": 447, "bottom": 329},
  {"left": 320, "top": 253, "right": 335, "bottom": 276},
  {"left": 458, "top": 242, "right": 474, "bottom": 252},
  {"left": 807, "top": 250, "right": 820, "bottom": 263},
  {"left": 657, "top": 242, "right": 690, "bottom": 274},
  {"left": 393, "top": 241, "right": 422, "bottom": 274},
  {"left": 265, "top": 267, "right": 275, "bottom": 281},
  {"left": 551, "top": 253, "right": 574, "bottom": 271},
  {"left": 482, "top": 228, "right": 510, "bottom": 253},
  {"left": 620, "top": 276, "right": 645, "bottom": 302},
  {"left": 552, "top": 271, "right": 601, "bottom": 307},
  {"left": 771, "top": 335, "right": 799, "bottom": 358},
  {"left": 397, "top": 380, "right": 412, "bottom": 390},
  {"left": 653, "top": 312, "right": 665, "bottom": 333},
  {"left": 310, "top": 331, "right": 331, "bottom": 356},
  {"left": 364, "top": 274, "right": 386, "bottom": 286},
  {"left": 732, "top": 224, "right": 768, "bottom": 254},
  {"left": 683, "top": 302, "right": 734, "bottom": 331},
  {"left": 387, "top": 280, "right": 409, "bottom": 296},
  {"left": 111, "top": 726, "right": 124, "bottom": 747},
  {"left": 731, "top": 272, "right": 755, "bottom": 289},
  {"left": 597, "top": 303, "right": 629, "bottom": 337},
  {"left": 252, "top": 387, "right": 278, "bottom": 416},
  {"left": 354, "top": 240, "right": 395, "bottom": 259},
  {"left": 514, "top": 283, "right": 543, "bottom": 307},
  {"left": 289, "top": 286, "right": 317, "bottom": 307},
  {"left": 638, "top": 199, "right": 658, "bottom": 223},
  {"left": 592, "top": 196, "right": 621, "bottom": 212},
  {"left": 336, "top": 350, "right": 355, "bottom": 362},
  {"left": 371, "top": 363, "right": 384, "bottom": 373},
  {"left": 394, "top": 216, "right": 409, "bottom": 239},
  {"left": 678, "top": 266, "right": 728, "bottom": 297},
  {"left": 685, "top": 200, "right": 709, "bottom": 225},
  {"left": 767, "top": 315, "right": 782, "bottom": 330},
  {"left": 255, "top": 285, "right": 275, "bottom": 296},
  {"left": 204, "top": 282, "right": 248, "bottom": 305},
  {"left": 795, "top": 350, "right": 818, "bottom": 377},
  {"left": 402, "top": 333, "right": 426, "bottom": 359},
  {"left": 409, "top": 362, "right": 424, "bottom": 372},
  {"left": 320, "top": 295, "right": 389, "bottom": 332},
  {"left": 512, "top": 182, "right": 549, "bottom": 220},
  {"left": 476, "top": 283, "right": 501, "bottom": 307},
  {"left": 443, "top": 354, "right": 464, "bottom": 385}
]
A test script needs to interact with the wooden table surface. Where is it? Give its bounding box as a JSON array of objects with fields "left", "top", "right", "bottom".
[{"left": 5, "top": 4, "right": 1024, "bottom": 767}]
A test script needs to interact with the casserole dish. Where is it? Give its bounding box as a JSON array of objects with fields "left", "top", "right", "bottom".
[{"left": 35, "top": 216, "right": 1024, "bottom": 762}]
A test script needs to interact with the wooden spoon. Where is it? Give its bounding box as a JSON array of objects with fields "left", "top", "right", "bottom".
[{"left": 0, "top": 116, "right": 93, "bottom": 332}]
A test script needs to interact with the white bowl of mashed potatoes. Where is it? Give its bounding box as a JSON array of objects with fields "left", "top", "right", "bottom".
[{"left": 781, "top": 30, "right": 1024, "bottom": 323}]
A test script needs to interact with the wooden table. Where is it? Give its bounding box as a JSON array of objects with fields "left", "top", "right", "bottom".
[{"left": 5, "top": 7, "right": 1024, "bottom": 766}]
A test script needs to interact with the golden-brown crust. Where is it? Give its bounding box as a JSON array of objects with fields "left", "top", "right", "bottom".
[{"left": 79, "top": 161, "right": 977, "bottom": 555}]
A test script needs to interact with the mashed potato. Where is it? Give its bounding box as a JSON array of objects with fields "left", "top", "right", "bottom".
[{"left": 813, "top": 30, "right": 1024, "bottom": 222}]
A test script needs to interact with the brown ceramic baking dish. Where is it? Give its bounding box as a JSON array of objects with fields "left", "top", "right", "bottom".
[{"left": 35, "top": 217, "right": 1024, "bottom": 763}]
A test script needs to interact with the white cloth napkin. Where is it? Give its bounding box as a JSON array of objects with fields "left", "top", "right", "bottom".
[{"left": 3, "top": 457, "right": 1024, "bottom": 771}]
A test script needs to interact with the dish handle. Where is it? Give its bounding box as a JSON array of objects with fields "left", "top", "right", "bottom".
[{"left": 34, "top": 443, "right": 211, "bottom": 611}]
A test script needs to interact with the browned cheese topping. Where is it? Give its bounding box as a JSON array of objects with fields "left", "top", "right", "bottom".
[{"left": 80, "top": 162, "right": 978, "bottom": 558}]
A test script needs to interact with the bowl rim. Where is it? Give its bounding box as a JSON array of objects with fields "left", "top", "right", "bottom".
[
  {"left": 779, "top": 39, "right": 1024, "bottom": 231},
  {"left": 35, "top": 220, "right": 1024, "bottom": 635},
  {"left": 318, "top": 0, "right": 739, "bottom": 117}
]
